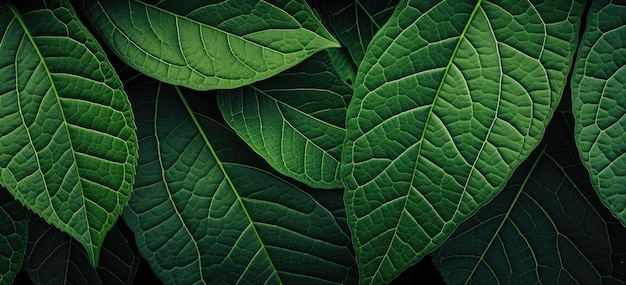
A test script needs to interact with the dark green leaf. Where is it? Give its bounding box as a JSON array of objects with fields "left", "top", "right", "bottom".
[
  {"left": 23, "top": 217, "right": 139, "bottom": 285},
  {"left": 433, "top": 112, "right": 626, "bottom": 284},
  {"left": 0, "top": 188, "right": 28, "bottom": 285},
  {"left": 124, "top": 79, "right": 356, "bottom": 284}
]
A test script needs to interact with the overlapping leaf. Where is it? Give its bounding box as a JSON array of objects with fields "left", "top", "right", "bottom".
[
  {"left": 314, "top": 0, "right": 400, "bottom": 66},
  {"left": 572, "top": 0, "right": 626, "bottom": 226},
  {"left": 83, "top": 0, "right": 340, "bottom": 91},
  {"left": 433, "top": 112, "right": 626, "bottom": 284},
  {"left": 217, "top": 51, "right": 352, "bottom": 189},
  {"left": 341, "top": 0, "right": 584, "bottom": 283},
  {"left": 23, "top": 217, "right": 139, "bottom": 284},
  {"left": 124, "top": 78, "right": 356, "bottom": 284},
  {"left": 0, "top": 188, "right": 28, "bottom": 285},
  {"left": 0, "top": 1, "right": 138, "bottom": 267}
]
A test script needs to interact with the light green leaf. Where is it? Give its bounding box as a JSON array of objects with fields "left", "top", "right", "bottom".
[
  {"left": 0, "top": 1, "right": 138, "bottom": 267},
  {"left": 0, "top": 188, "right": 29, "bottom": 285},
  {"left": 314, "top": 0, "right": 400, "bottom": 66},
  {"left": 572, "top": 0, "right": 626, "bottom": 226},
  {"left": 433, "top": 113, "right": 626, "bottom": 284},
  {"left": 125, "top": 79, "right": 356, "bottom": 284},
  {"left": 341, "top": 0, "right": 584, "bottom": 283},
  {"left": 23, "top": 217, "right": 139, "bottom": 284},
  {"left": 218, "top": 50, "right": 352, "bottom": 189},
  {"left": 83, "top": 0, "right": 340, "bottom": 91}
]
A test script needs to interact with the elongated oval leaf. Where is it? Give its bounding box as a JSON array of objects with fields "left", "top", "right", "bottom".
[
  {"left": 125, "top": 79, "right": 355, "bottom": 284},
  {"left": 23, "top": 217, "right": 139, "bottom": 285},
  {"left": 341, "top": 0, "right": 584, "bottom": 283},
  {"left": 0, "top": 1, "right": 138, "bottom": 267},
  {"left": 572, "top": 0, "right": 626, "bottom": 226},
  {"left": 217, "top": 51, "right": 352, "bottom": 189},
  {"left": 433, "top": 114, "right": 626, "bottom": 284},
  {"left": 0, "top": 188, "right": 29, "bottom": 285},
  {"left": 83, "top": 0, "right": 340, "bottom": 91}
]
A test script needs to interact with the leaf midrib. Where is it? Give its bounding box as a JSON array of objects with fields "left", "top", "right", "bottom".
[
  {"left": 368, "top": 1, "right": 484, "bottom": 282},
  {"left": 9, "top": 3, "right": 94, "bottom": 262},
  {"left": 175, "top": 86, "right": 280, "bottom": 283}
]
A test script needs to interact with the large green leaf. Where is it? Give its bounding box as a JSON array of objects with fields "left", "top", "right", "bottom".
[
  {"left": 83, "top": 0, "right": 340, "bottom": 91},
  {"left": 0, "top": 188, "right": 28, "bottom": 285},
  {"left": 572, "top": 0, "right": 626, "bottom": 226},
  {"left": 23, "top": 217, "right": 139, "bottom": 284},
  {"left": 341, "top": 0, "right": 584, "bottom": 283},
  {"left": 433, "top": 111, "right": 626, "bottom": 284},
  {"left": 0, "top": 1, "right": 138, "bottom": 267},
  {"left": 217, "top": 51, "right": 352, "bottom": 189},
  {"left": 124, "top": 79, "right": 356, "bottom": 284}
]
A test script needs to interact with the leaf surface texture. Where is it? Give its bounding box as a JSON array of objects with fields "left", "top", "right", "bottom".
[
  {"left": 218, "top": 51, "right": 352, "bottom": 189},
  {"left": 0, "top": 0, "right": 138, "bottom": 266},
  {"left": 341, "top": 0, "right": 584, "bottom": 283},
  {"left": 84, "top": 0, "right": 340, "bottom": 90},
  {"left": 572, "top": 0, "right": 626, "bottom": 226},
  {"left": 124, "top": 79, "right": 356, "bottom": 284}
]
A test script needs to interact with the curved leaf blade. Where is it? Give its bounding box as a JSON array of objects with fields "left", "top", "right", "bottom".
[
  {"left": 0, "top": 1, "right": 138, "bottom": 267},
  {"left": 572, "top": 0, "right": 626, "bottom": 226},
  {"left": 433, "top": 113, "right": 626, "bottom": 284},
  {"left": 125, "top": 80, "right": 355, "bottom": 284},
  {"left": 341, "top": 0, "right": 584, "bottom": 283},
  {"left": 84, "top": 0, "right": 340, "bottom": 91},
  {"left": 217, "top": 51, "right": 352, "bottom": 189},
  {"left": 0, "top": 188, "right": 29, "bottom": 285},
  {"left": 23, "top": 217, "right": 139, "bottom": 285}
]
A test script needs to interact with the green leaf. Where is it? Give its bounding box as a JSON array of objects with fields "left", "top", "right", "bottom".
[
  {"left": 572, "top": 0, "right": 626, "bottom": 226},
  {"left": 0, "top": 188, "right": 29, "bottom": 285},
  {"left": 83, "top": 0, "right": 340, "bottom": 91},
  {"left": 433, "top": 112, "right": 626, "bottom": 284},
  {"left": 314, "top": 0, "right": 400, "bottom": 66},
  {"left": 341, "top": 0, "right": 584, "bottom": 283},
  {"left": 218, "top": 51, "right": 352, "bottom": 189},
  {"left": 125, "top": 79, "right": 356, "bottom": 284},
  {"left": 0, "top": 1, "right": 138, "bottom": 267},
  {"left": 23, "top": 217, "right": 139, "bottom": 284}
]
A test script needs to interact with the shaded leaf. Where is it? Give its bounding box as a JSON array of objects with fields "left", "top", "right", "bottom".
[
  {"left": 314, "top": 0, "right": 400, "bottom": 66},
  {"left": 218, "top": 51, "right": 352, "bottom": 189},
  {"left": 23, "top": 216, "right": 139, "bottom": 284},
  {"left": 433, "top": 112, "right": 626, "bottom": 284},
  {"left": 124, "top": 80, "right": 356, "bottom": 284},
  {"left": 83, "top": 0, "right": 340, "bottom": 91},
  {"left": 572, "top": 0, "right": 626, "bottom": 226},
  {"left": 0, "top": 188, "right": 28, "bottom": 285},
  {"left": 341, "top": 0, "right": 584, "bottom": 283},
  {"left": 0, "top": 0, "right": 138, "bottom": 267}
]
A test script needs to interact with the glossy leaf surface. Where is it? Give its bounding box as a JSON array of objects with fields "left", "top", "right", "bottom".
[
  {"left": 0, "top": 1, "right": 138, "bottom": 267},
  {"left": 84, "top": 0, "right": 340, "bottom": 90},
  {"left": 341, "top": 0, "right": 584, "bottom": 283}
]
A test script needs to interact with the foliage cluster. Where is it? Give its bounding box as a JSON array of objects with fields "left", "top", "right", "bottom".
[{"left": 1, "top": 0, "right": 625, "bottom": 284}]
